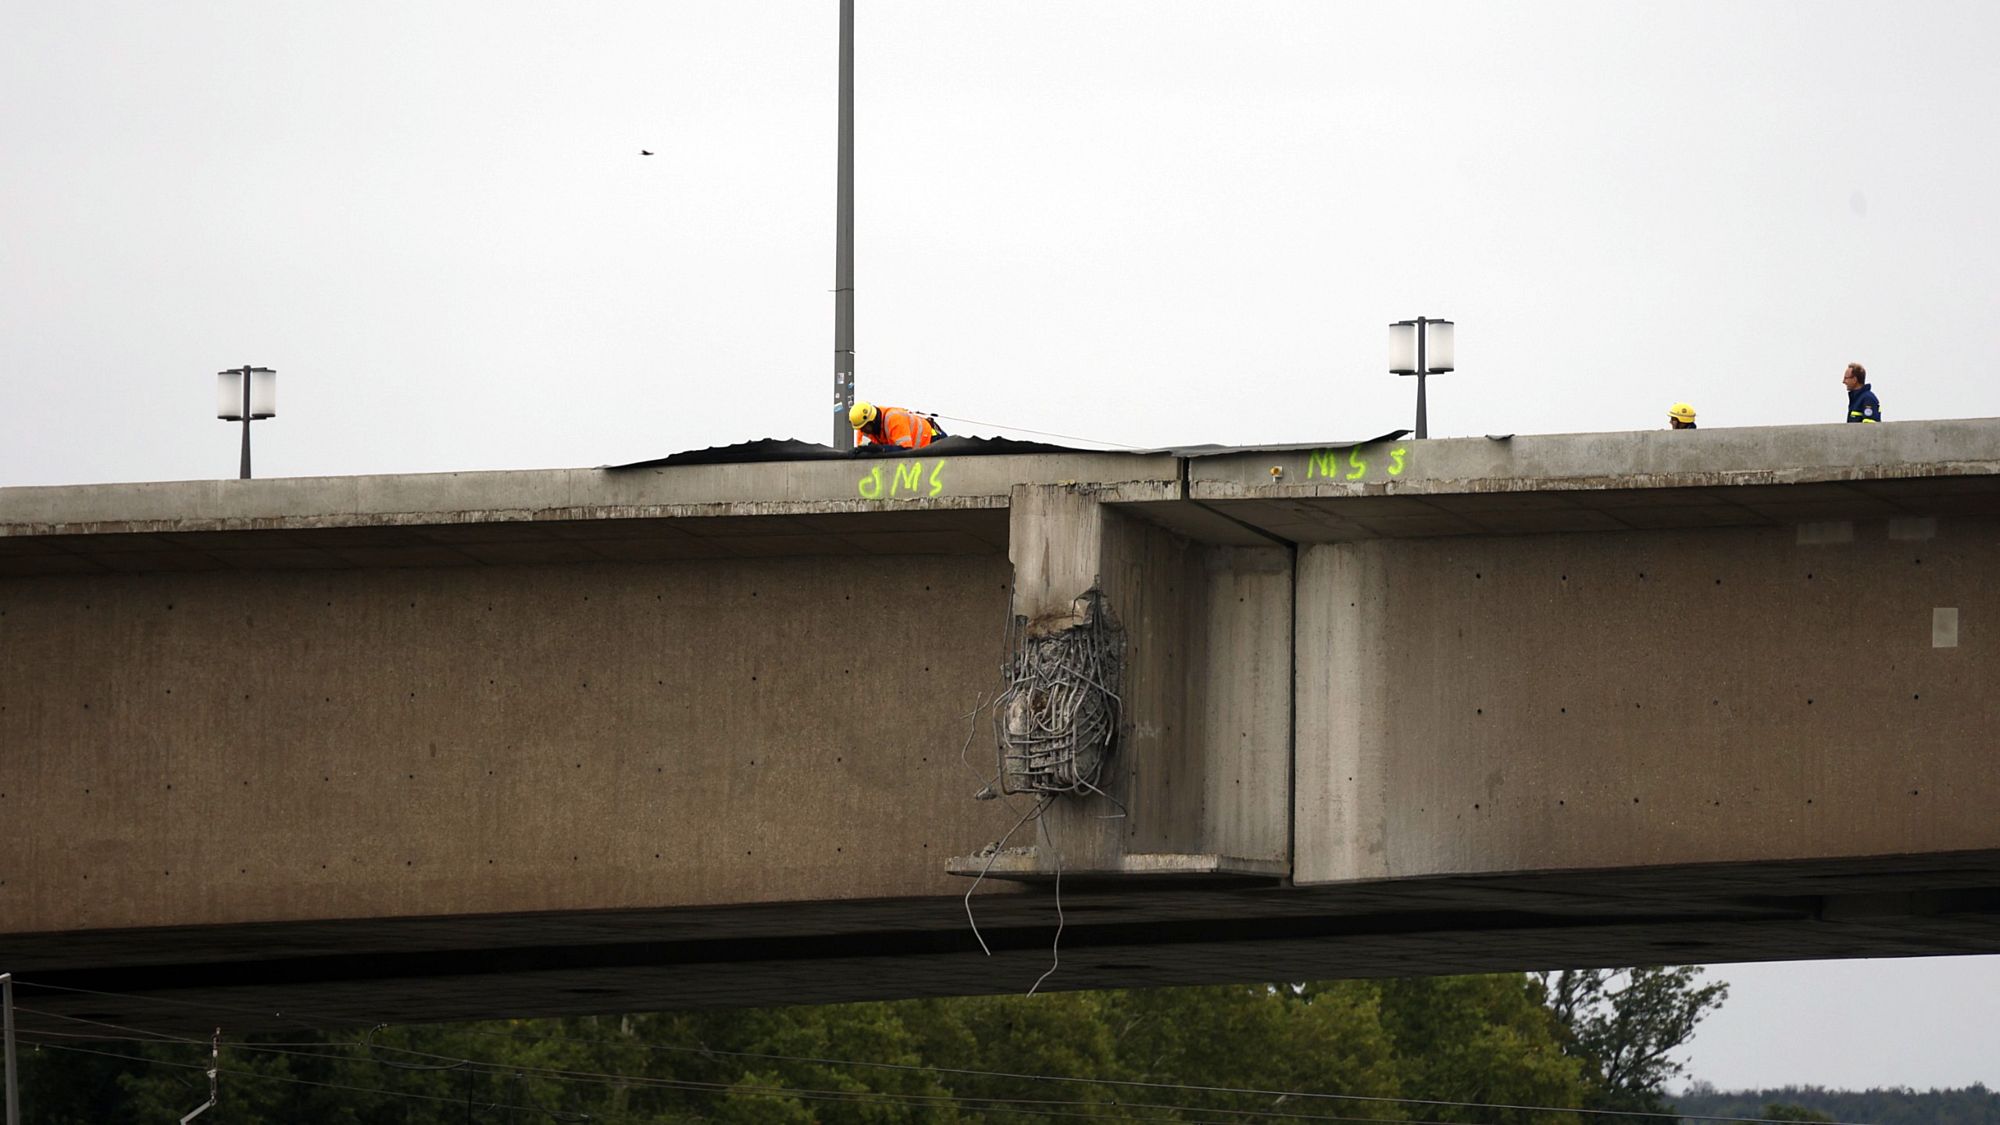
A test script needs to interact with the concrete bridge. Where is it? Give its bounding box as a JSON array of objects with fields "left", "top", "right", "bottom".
[{"left": 3, "top": 421, "right": 1997, "bottom": 1033}]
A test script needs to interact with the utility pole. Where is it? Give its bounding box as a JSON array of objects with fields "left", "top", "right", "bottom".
[{"left": 832, "top": 0, "right": 855, "bottom": 447}]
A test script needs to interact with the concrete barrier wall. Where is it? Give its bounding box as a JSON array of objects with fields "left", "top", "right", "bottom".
[
  {"left": 0, "top": 551, "right": 1019, "bottom": 933},
  {"left": 1296, "top": 515, "right": 2000, "bottom": 883}
]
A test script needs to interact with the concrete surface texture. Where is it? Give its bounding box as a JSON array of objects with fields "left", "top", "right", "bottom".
[{"left": 1, "top": 419, "right": 1997, "bottom": 1031}]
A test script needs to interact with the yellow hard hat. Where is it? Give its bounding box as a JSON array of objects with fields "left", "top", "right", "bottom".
[
  {"left": 1668, "top": 402, "right": 1696, "bottom": 424},
  {"left": 848, "top": 401, "right": 878, "bottom": 429}
]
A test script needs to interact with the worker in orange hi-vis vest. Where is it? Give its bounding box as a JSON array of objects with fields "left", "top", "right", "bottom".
[{"left": 848, "top": 401, "right": 945, "bottom": 450}]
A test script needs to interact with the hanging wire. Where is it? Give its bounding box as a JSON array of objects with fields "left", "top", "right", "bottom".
[
  {"left": 1026, "top": 811, "right": 1066, "bottom": 997},
  {"left": 929, "top": 413, "right": 1152, "bottom": 450},
  {"left": 961, "top": 793, "right": 1052, "bottom": 957}
]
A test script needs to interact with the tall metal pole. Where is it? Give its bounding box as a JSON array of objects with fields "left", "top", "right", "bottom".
[
  {"left": 238, "top": 366, "right": 253, "bottom": 479},
  {"left": 1414, "top": 318, "right": 1428, "bottom": 440},
  {"left": 3, "top": 972, "right": 20, "bottom": 1125},
  {"left": 832, "top": 0, "right": 855, "bottom": 448}
]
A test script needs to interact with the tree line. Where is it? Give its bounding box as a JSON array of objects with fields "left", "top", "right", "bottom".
[
  {"left": 1675, "top": 1082, "right": 2000, "bottom": 1125},
  {"left": 18, "top": 968, "right": 1725, "bottom": 1123}
]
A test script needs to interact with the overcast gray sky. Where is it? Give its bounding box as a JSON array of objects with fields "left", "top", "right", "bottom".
[{"left": 4, "top": 0, "right": 1997, "bottom": 1091}]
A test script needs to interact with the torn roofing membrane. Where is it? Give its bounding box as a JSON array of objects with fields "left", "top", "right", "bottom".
[{"left": 606, "top": 430, "right": 1411, "bottom": 470}]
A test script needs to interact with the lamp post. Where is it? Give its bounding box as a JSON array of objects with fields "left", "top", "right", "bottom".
[
  {"left": 216, "top": 366, "right": 276, "bottom": 479},
  {"left": 1388, "top": 317, "right": 1454, "bottom": 439}
]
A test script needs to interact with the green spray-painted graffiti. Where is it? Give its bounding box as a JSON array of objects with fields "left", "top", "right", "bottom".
[
  {"left": 1302, "top": 443, "right": 1409, "bottom": 481},
  {"left": 858, "top": 458, "right": 948, "bottom": 500}
]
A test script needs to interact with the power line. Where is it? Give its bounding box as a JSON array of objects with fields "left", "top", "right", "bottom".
[
  {"left": 11, "top": 1038, "right": 585, "bottom": 1121},
  {"left": 930, "top": 412, "right": 1153, "bottom": 450},
  {"left": 187, "top": 1037, "right": 1582, "bottom": 1125},
  {"left": 11, "top": 977, "right": 1883, "bottom": 1125}
]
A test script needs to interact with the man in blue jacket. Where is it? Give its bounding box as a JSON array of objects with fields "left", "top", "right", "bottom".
[{"left": 1843, "top": 362, "right": 1882, "bottom": 423}]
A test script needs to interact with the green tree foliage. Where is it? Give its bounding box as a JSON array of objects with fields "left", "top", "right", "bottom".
[
  {"left": 1757, "top": 1102, "right": 1837, "bottom": 1121},
  {"left": 1537, "top": 966, "right": 1728, "bottom": 1117},
  {"left": 10, "top": 971, "right": 1687, "bottom": 1123},
  {"left": 1675, "top": 1083, "right": 2000, "bottom": 1125},
  {"left": 1378, "top": 975, "right": 1592, "bottom": 1124}
]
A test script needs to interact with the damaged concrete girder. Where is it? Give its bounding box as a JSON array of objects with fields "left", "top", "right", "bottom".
[{"left": 950, "top": 484, "right": 1289, "bottom": 879}]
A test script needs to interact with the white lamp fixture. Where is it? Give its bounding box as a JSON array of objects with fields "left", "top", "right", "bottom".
[
  {"left": 1388, "top": 318, "right": 1453, "bottom": 438},
  {"left": 216, "top": 366, "right": 277, "bottom": 478},
  {"left": 1388, "top": 321, "right": 1418, "bottom": 375}
]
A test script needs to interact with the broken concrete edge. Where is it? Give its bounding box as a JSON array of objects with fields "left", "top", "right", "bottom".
[{"left": 944, "top": 851, "right": 1290, "bottom": 881}]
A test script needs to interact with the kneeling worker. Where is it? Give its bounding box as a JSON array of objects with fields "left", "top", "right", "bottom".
[
  {"left": 850, "top": 401, "right": 945, "bottom": 450},
  {"left": 1668, "top": 402, "right": 1698, "bottom": 429}
]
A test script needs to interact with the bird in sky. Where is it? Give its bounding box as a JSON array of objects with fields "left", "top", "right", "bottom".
[{"left": 640, "top": 149, "right": 654, "bottom": 156}]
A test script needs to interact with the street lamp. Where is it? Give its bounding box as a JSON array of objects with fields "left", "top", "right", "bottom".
[
  {"left": 216, "top": 366, "right": 276, "bottom": 479},
  {"left": 1389, "top": 317, "right": 1453, "bottom": 439}
]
